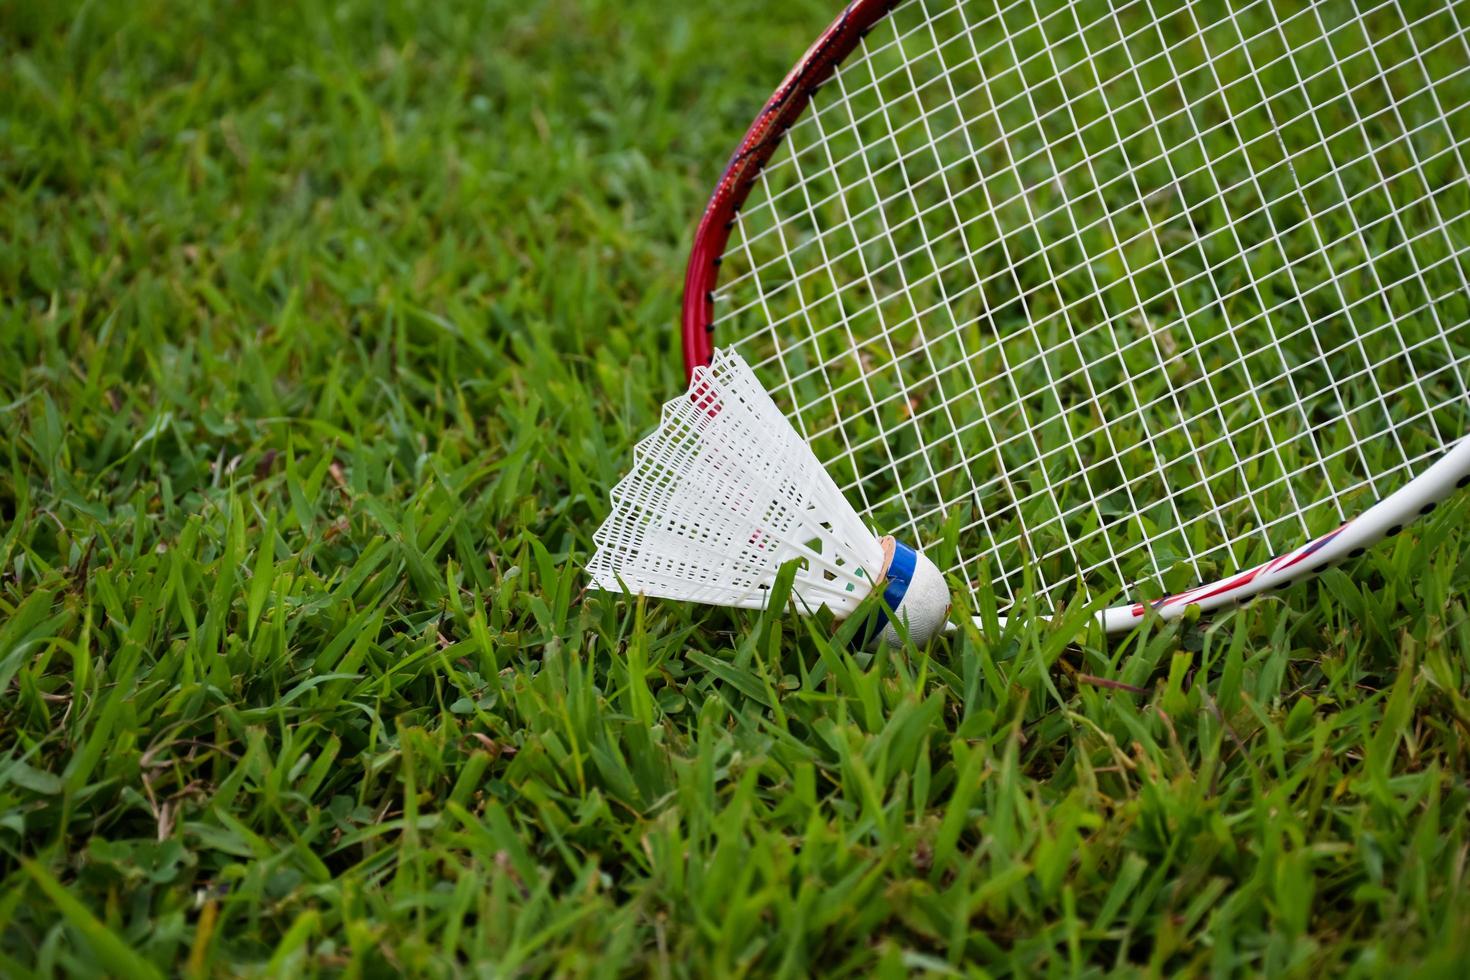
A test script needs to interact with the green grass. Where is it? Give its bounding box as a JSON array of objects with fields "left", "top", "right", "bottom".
[{"left": 3, "top": 0, "right": 1470, "bottom": 975}]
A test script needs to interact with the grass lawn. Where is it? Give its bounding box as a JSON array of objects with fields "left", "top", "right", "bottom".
[{"left": 4, "top": 0, "right": 1470, "bottom": 975}]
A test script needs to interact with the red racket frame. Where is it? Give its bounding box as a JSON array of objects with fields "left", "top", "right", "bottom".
[{"left": 681, "top": 0, "right": 899, "bottom": 378}]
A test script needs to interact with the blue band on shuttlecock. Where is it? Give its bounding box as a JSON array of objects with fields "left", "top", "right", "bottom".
[{"left": 857, "top": 539, "right": 918, "bottom": 647}]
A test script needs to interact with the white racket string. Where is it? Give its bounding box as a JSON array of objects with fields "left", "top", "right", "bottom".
[
  {"left": 714, "top": 0, "right": 1470, "bottom": 611},
  {"left": 721, "top": 47, "right": 1470, "bottom": 347},
  {"left": 720, "top": 0, "right": 1460, "bottom": 286}
]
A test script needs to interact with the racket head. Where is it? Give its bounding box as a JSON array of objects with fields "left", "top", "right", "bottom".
[{"left": 684, "top": 0, "right": 1470, "bottom": 630}]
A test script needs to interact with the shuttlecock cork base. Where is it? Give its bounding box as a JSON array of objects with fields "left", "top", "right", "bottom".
[
  {"left": 867, "top": 536, "right": 950, "bottom": 648},
  {"left": 587, "top": 348, "right": 950, "bottom": 646}
]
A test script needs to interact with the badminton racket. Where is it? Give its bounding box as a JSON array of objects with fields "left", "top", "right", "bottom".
[{"left": 682, "top": 0, "right": 1470, "bottom": 631}]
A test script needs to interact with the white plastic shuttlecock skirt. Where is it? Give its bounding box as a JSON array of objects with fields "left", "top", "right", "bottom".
[{"left": 587, "top": 349, "right": 949, "bottom": 644}]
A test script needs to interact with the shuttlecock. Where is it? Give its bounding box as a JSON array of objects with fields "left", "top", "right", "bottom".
[{"left": 587, "top": 349, "right": 950, "bottom": 646}]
